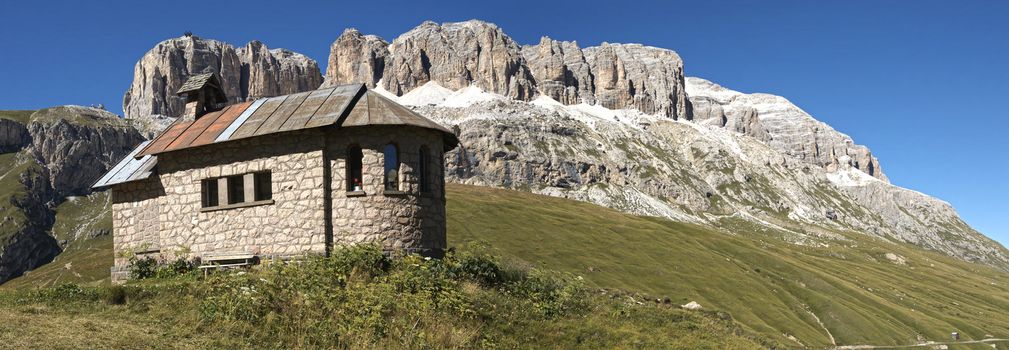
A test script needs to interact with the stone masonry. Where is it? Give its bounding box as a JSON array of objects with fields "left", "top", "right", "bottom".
[{"left": 110, "top": 125, "right": 449, "bottom": 279}]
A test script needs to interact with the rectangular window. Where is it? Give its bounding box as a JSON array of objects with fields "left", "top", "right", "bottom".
[
  {"left": 201, "top": 170, "right": 273, "bottom": 210},
  {"left": 419, "top": 147, "right": 430, "bottom": 193},
  {"left": 254, "top": 172, "right": 272, "bottom": 201},
  {"left": 201, "top": 179, "right": 219, "bottom": 208},
  {"left": 227, "top": 175, "right": 244, "bottom": 204}
]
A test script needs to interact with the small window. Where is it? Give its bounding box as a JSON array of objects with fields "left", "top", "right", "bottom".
[
  {"left": 254, "top": 172, "right": 272, "bottom": 201},
  {"left": 201, "top": 179, "right": 219, "bottom": 208},
  {"left": 419, "top": 146, "right": 430, "bottom": 192},
  {"left": 384, "top": 144, "right": 399, "bottom": 191},
  {"left": 347, "top": 146, "right": 363, "bottom": 191},
  {"left": 227, "top": 175, "right": 244, "bottom": 204}
]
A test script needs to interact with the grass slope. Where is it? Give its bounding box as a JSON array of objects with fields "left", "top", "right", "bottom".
[
  {"left": 445, "top": 184, "right": 1009, "bottom": 348},
  {"left": 0, "top": 110, "right": 33, "bottom": 124},
  {"left": 0, "top": 247, "right": 772, "bottom": 349},
  {"left": 2, "top": 192, "right": 113, "bottom": 289},
  {"left": 0, "top": 151, "right": 43, "bottom": 247},
  {"left": 4, "top": 184, "right": 1009, "bottom": 348}
]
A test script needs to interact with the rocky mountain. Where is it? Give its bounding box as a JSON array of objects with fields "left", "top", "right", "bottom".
[
  {"left": 314, "top": 20, "right": 1004, "bottom": 268},
  {"left": 0, "top": 107, "right": 142, "bottom": 283},
  {"left": 122, "top": 35, "right": 323, "bottom": 134},
  {"left": 105, "top": 19, "right": 1009, "bottom": 269}
]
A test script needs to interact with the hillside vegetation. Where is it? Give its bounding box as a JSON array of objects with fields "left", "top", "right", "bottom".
[
  {"left": 0, "top": 245, "right": 772, "bottom": 349},
  {"left": 3, "top": 184, "right": 1009, "bottom": 348}
]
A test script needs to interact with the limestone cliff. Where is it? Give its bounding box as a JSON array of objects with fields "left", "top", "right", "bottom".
[
  {"left": 381, "top": 21, "right": 537, "bottom": 100},
  {"left": 322, "top": 29, "right": 389, "bottom": 88},
  {"left": 0, "top": 118, "right": 30, "bottom": 153},
  {"left": 122, "top": 35, "right": 322, "bottom": 134},
  {"left": 685, "top": 77, "right": 885, "bottom": 181}
]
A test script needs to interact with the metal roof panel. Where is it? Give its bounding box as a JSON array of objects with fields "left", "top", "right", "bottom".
[
  {"left": 254, "top": 91, "right": 311, "bottom": 136},
  {"left": 217, "top": 99, "right": 264, "bottom": 142}
]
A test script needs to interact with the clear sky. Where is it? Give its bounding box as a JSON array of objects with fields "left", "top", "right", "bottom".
[{"left": 1, "top": 0, "right": 1006, "bottom": 244}]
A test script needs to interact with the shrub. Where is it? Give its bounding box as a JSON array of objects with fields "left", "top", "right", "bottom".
[
  {"left": 127, "top": 256, "right": 157, "bottom": 280},
  {"left": 128, "top": 256, "right": 196, "bottom": 280}
]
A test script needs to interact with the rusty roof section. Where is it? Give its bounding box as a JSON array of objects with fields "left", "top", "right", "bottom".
[{"left": 136, "top": 84, "right": 458, "bottom": 158}]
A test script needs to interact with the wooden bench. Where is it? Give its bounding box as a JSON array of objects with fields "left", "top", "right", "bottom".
[{"left": 198, "top": 253, "right": 257, "bottom": 276}]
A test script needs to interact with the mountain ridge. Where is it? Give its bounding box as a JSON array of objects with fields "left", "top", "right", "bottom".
[{"left": 116, "top": 19, "right": 1008, "bottom": 269}]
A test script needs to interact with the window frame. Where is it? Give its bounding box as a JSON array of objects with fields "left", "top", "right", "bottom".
[
  {"left": 346, "top": 145, "right": 364, "bottom": 194},
  {"left": 383, "top": 143, "right": 402, "bottom": 193},
  {"left": 418, "top": 146, "right": 431, "bottom": 193},
  {"left": 200, "top": 170, "right": 275, "bottom": 212}
]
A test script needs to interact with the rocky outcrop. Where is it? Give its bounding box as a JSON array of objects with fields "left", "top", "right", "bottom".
[
  {"left": 27, "top": 106, "right": 145, "bottom": 199},
  {"left": 324, "top": 21, "right": 688, "bottom": 119},
  {"left": 686, "top": 77, "right": 885, "bottom": 180},
  {"left": 123, "top": 36, "right": 243, "bottom": 121},
  {"left": 521, "top": 37, "right": 595, "bottom": 105},
  {"left": 583, "top": 43, "right": 688, "bottom": 119},
  {"left": 0, "top": 119, "right": 30, "bottom": 152},
  {"left": 237, "top": 41, "right": 323, "bottom": 100},
  {"left": 381, "top": 21, "right": 537, "bottom": 100},
  {"left": 123, "top": 35, "right": 322, "bottom": 132},
  {"left": 724, "top": 107, "right": 771, "bottom": 142},
  {"left": 322, "top": 29, "right": 389, "bottom": 88},
  {"left": 406, "top": 97, "right": 1008, "bottom": 270}
]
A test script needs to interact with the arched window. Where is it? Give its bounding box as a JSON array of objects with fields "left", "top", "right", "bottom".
[
  {"left": 383, "top": 144, "right": 399, "bottom": 191},
  {"left": 347, "top": 146, "right": 363, "bottom": 192},
  {"left": 418, "top": 146, "right": 430, "bottom": 193}
]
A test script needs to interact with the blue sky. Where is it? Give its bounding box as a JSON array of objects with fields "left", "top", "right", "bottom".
[{"left": 1, "top": 0, "right": 1007, "bottom": 244}]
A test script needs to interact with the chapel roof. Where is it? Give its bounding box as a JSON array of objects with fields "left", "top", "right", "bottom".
[
  {"left": 136, "top": 83, "right": 457, "bottom": 158},
  {"left": 94, "top": 83, "right": 458, "bottom": 189}
]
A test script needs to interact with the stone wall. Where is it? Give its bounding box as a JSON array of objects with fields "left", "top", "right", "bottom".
[
  {"left": 110, "top": 125, "right": 450, "bottom": 280},
  {"left": 111, "top": 177, "right": 164, "bottom": 269},
  {"left": 156, "top": 130, "right": 329, "bottom": 259},
  {"left": 111, "top": 130, "right": 329, "bottom": 277},
  {"left": 327, "top": 126, "right": 447, "bottom": 255}
]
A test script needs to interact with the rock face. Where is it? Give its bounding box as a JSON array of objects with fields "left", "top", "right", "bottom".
[
  {"left": 583, "top": 43, "right": 688, "bottom": 118},
  {"left": 322, "top": 29, "right": 389, "bottom": 88},
  {"left": 237, "top": 41, "right": 323, "bottom": 99},
  {"left": 406, "top": 96, "right": 1008, "bottom": 269},
  {"left": 0, "top": 106, "right": 144, "bottom": 283},
  {"left": 122, "top": 35, "right": 322, "bottom": 133},
  {"left": 0, "top": 119, "right": 30, "bottom": 152},
  {"left": 686, "top": 77, "right": 885, "bottom": 180},
  {"left": 521, "top": 37, "right": 595, "bottom": 105},
  {"left": 381, "top": 21, "right": 537, "bottom": 100},
  {"left": 323, "top": 20, "right": 689, "bottom": 120},
  {"left": 27, "top": 106, "right": 145, "bottom": 199}
]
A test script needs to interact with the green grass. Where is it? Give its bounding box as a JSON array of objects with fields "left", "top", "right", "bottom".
[
  {"left": 2, "top": 192, "right": 113, "bottom": 289},
  {"left": 4, "top": 184, "right": 1009, "bottom": 348},
  {"left": 29, "top": 106, "right": 131, "bottom": 128},
  {"left": 445, "top": 184, "right": 1009, "bottom": 348},
  {"left": 0, "top": 110, "right": 34, "bottom": 125},
  {"left": 50, "top": 192, "right": 112, "bottom": 244},
  {"left": 0, "top": 151, "right": 43, "bottom": 247},
  {"left": 0, "top": 246, "right": 772, "bottom": 349}
]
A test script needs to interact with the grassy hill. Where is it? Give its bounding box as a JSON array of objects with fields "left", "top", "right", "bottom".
[{"left": 3, "top": 184, "right": 1009, "bottom": 348}]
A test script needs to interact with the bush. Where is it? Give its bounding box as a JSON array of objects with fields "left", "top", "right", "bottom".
[
  {"left": 128, "top": 256, "right": 157, "bottom": 280},
  {"left": 128, "top": 256, "right": 196, "bottom": 280}
]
